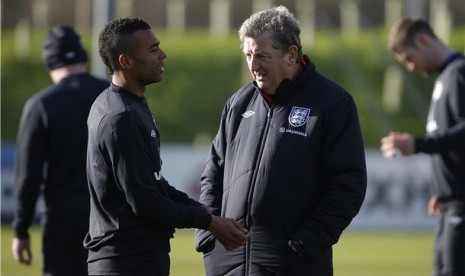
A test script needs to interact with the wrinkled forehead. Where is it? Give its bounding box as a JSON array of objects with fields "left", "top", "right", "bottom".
[{"left": 242, "top": 34, "right": 275, "bottom": 52}]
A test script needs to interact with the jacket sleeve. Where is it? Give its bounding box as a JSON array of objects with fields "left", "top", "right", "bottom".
[
  {"left": 290, "top": 95, "right": 367, "bottom": 260},
  {"left": 415, "top": 66, "right": 465, "bottom": 153},
  {"left": 195, "top": 101, "right": 230, "bottom": 252},
  {"left": 102, "top": 114, "right": 211, "bottom": 230},
  {"left": 13, "top": 97, "right": 47, "bottom": 239},
  {"left": 159, "top": 177, "right": 203, "bottom": 207}
]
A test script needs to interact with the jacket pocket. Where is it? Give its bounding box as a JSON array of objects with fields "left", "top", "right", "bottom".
[{"left": 195, "top": 229, "right": 215, "bottom": 253}]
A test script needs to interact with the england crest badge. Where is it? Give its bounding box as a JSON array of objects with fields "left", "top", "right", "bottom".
[{"left": 289, "top": 106, "right": 311, "bottom": 127}]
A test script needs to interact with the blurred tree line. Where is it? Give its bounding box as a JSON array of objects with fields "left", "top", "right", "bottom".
[{"left": 2, "top": 28, "right": 464, "bottom": 147}]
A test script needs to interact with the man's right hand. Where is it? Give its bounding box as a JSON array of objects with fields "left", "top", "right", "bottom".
[
  {"left": 208, "top": 215, "right": 248, "bottom": 251},
  {"left": 12, "top": 237, "right": 32, "bottom": 265},
  {"left": 380, "top": 132, "right": 415, "bottom": 157}
]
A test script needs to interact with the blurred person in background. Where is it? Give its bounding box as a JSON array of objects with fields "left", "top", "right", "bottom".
[
  {"left": 11, "top": 25, "right": 109, "bottom": 276},
  {"left": 381, "top": 18, "right": 465, "bottom": 276},
  {"left": 84, "top": 17, "right": 247, "bottom": 276},
  {"left": 195, "top": 6, "right": 367, "bottom": 275}
]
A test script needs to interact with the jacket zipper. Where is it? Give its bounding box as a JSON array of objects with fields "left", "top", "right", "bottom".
[{"left": 244, "top": 106, "right": 274, "bottom": 275}]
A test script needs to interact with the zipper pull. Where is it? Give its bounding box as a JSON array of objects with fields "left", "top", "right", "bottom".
[{"left": 267, "top": 106, "right": 274, "bottom": 117}]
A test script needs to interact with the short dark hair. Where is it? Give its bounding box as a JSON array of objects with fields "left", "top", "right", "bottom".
[
  {"left": 388, "top": 17, "right": 438, "bottom": 52},
  {"left": 239, "top": 6, "right": 302, "bottom": 57},
  {"left": 98, "top": 17, "right": 151, "bottom": 75}
]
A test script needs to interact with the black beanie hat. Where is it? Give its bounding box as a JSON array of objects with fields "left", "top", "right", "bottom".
[{"left": 42, "top": 25, "right": 88, "bottom": 70}]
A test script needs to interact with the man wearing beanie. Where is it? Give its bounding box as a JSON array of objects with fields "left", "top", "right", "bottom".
[{"left": 11, "top": 25, "right": 108, "bottom": 276}]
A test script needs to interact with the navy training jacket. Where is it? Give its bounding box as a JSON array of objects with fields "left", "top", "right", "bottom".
[
  {"left": 414, "top": 55, "right": 465, "bottom": 202},
  {"left": 196, "top": 58, "right": 367, "bottom": 276}
]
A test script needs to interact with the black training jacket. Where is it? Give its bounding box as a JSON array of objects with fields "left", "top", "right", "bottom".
[
  {"left": 84, "top": 84, "right": 211, "bottom": 262},
  {"left": 415, "top": 53, "right": 465, "bottom": 202},
  {"left": 13, "top": 73, "right": 108, "bottom": 239},
  {"left": 196, "top": 58, "right": 367, "bottom": 275}
]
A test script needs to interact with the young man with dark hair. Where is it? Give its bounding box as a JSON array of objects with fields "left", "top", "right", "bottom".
[
  {"left": 85, "top": 17, "right": 247, "bottom": 275},
  {"left": 381, "top": 17, "right": 465, "bottom": 276}
]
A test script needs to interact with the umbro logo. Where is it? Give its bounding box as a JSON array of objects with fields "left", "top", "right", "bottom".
[
  {"left": 150, "top": 130, "right": 156, "bottom": 138},
  {"left": 242, "top": 111, "right": 255, "bottom": 118}
]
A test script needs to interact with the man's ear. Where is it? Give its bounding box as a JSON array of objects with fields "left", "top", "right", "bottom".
[
  {"left": 287, "top": 45, "right": 299, "bottom": 65},
  {"left": 118, "top": 54, "right": 132, "bottom": 69},
  {"left": 415, "top": 32, "right": 430, "bottom": 48}
]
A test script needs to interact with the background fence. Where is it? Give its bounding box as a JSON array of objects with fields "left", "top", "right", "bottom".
[{"left": 1, "top": 144, "right": 436, "bottom": 229}]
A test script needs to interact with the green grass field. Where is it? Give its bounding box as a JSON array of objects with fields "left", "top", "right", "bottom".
[{"left": 1, "top": 225, "right": 433, "bottom": 276}]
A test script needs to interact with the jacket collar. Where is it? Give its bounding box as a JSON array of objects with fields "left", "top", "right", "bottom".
[
  {"left": 439, "top": 52, "right": 464, "bottom": 73},
  {"left": 109, "top": 83, "right": 145, "bottom": 101}
]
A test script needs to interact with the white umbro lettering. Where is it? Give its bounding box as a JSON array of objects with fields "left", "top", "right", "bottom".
[
  {"left": 154, "top": 170, "right": 163, "bottom": 180},
  {"left": 242, "top": 111, "right": 255, "bottom": 118},
  {"left": 285, "top": 129, "right": 307, "bottom": 137}
]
